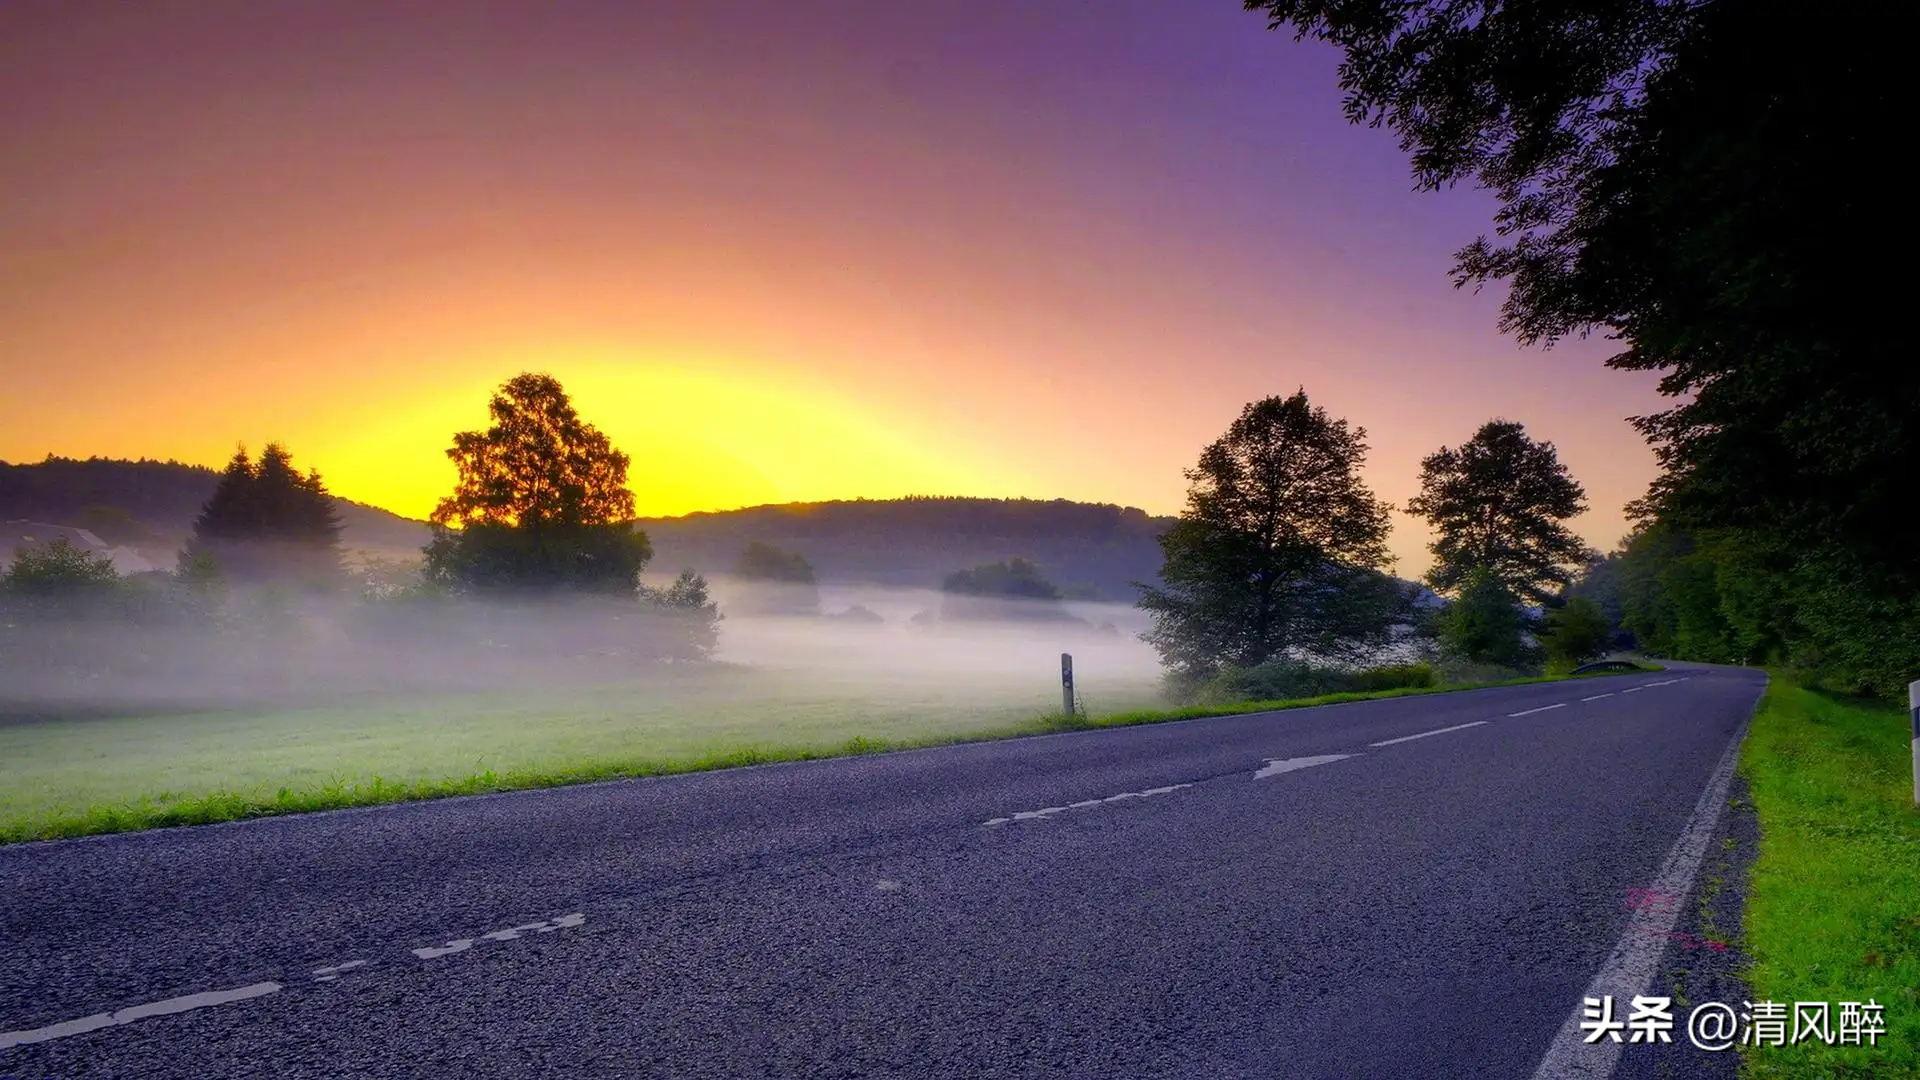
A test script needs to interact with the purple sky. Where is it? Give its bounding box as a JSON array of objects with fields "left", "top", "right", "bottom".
[{"left": 0, "top": 1, "right": 1664, "bottom": 571}]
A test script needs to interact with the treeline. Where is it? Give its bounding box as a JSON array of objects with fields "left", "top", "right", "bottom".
[
  {"left": 0, "top": 455, "right": 428, "bottom": 552},
  {"left": 1140, "top": 392, "right": 1608, "bottom": 702},
  {"left": 1244, "top": 0, "right": 1912, "bottom": 697},
  {"left": 1572, "top": 524, "right": 1919, "bottom": 697},
  {"left": 0, "top": 375, "right": 722, "bottom": 705},
  {"left": 637, "top": 496, "right": 1170, "bottom": 600}
]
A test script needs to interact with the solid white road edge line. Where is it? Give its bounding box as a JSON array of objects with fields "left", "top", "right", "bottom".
[
  {"left": 1368, "top": 720, "right": 1488, "bottom": 747},
  {"left": 0, "top": 982, "right": 282, "bottom": 1050},
  {"left": 1509, "top": 703, "right": 1568, "bottom": 717},
  {"left": 1528, "top": 687, "right": 1757, "bottom": 1080}
]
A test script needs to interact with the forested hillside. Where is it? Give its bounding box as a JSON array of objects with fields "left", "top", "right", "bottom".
[
  {"left": 639, "top": 497, "right": 1172, "bottom": 600},
  {"left": 2, "top": 460, "right": 1173, "bottom": 597},
  {"left": 0, "top": 457, "right": 429, "bottom": 555}
]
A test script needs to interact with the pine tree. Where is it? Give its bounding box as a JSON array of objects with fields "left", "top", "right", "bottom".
[{"left": 180, "top": 444, "right": 343, "bottom": 588}]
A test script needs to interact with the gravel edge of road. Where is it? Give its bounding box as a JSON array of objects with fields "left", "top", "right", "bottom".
[{"left": 1615, "top": 768, "right": 1760, "bottom": 1080}]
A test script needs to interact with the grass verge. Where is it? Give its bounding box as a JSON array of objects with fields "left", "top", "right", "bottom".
[
  {"left": 1740, "top": 679, "right": 1920, "bottom": 1077},
  {"left": 1, "top": 666, "right": 1650, "bottom": 846}
]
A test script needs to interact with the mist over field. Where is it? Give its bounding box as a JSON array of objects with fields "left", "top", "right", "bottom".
[
  {"left": 0, "top": 575, "right": 1158, "bottom": 712},
  {"left": 0, "top": 567, "right": 1172, "bottom": 841}
]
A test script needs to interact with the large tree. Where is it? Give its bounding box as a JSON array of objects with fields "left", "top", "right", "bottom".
[
  {"left": 1140, "top": 391, "right": 1399, "bottom": 677},
  {"left": 426, "top": 373, "right": 652, "bottom": 593},
  {"left": 1247, "top": 0, "right": 1913, "bottom": 693},
  {"left": 180, "top": 444, "right": 343, "bottom": 588},
  {"left": 1407, "top": 420, "right": 1590, "bottom": 604}
]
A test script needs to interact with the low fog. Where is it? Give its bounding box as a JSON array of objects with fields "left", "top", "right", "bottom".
[{"left": 0, "top": 573, "right": 1164, "bottom": 717}]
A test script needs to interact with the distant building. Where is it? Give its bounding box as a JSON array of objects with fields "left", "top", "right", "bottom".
[{"left": 0, "top": 520, "right": 159, "bottom": 575}]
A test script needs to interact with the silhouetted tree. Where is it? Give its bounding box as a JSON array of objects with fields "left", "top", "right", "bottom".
[
  {"left": 1407, "top": 420, "right": 1591, "bottom": 604},
  {"left": 426, "top": 374, "right": 652, "bottom": 594},
  {"left": 1139, "top": 391, "right": 1400, "bottom": 677},
  {"left": 1436, "top": 567, "right": 1531, "bottom": 669},
  {"left": 735, "top": 542, "right": 816, "bottom": 584},
  {"left": 639, "top": 569, "right": 722, "bottom": 658},
  {"left": 1247, "top": 0, "right": 1913, "bottom": 693},
  {"left": 180, "top": 444, "right": 343, "bottom": 588},
  {"left": 1542, "top": 595, "right": 1611, "bottom": 672},
  {"left": 731, "top": 541, "right": 820, "bottom": 614},
  {"left": 942, "top": 558, "right": 1061, "bottom": 600}
]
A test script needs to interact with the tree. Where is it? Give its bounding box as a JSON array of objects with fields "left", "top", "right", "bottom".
[
  {"left": 1435, "top": 567, "right": 1530, "bottom": 669},
  {"left": 426, "top": 374, "right": 652, "bottom": 593},
  {"left": 940, "top": 558, "right": 1074, "bottom": 622},
  {"left": 1139, "top": 391, "right": 1399, "bottom": 677},
  {"left": 639, "top": 569, "right": 722, "bottom": 659},
  {"left": 1407, "top": 420, "right": 1591, "bottom": 604},
  {"left": 1246, "top": 0, "right": 1915, "bottom": 694},
  {"left": 942, "top": 558, "right": 1060, "bottom": 601},
  {"left": 735, "top": 542, "right": 816, "bottom": 584},
  {"left": 4, "top": 537, "right": 119, "bottom": 597},
  {"left": 1542, "top": 596, "right": 1610, "bottom": 672},
  {"left": 731, "top": 541, "right": 820, "bottom": 614},
  {"left": 180, "top": 444, "right": 343, "bottom": 588}
]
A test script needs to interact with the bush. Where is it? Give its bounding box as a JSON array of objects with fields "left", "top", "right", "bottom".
[
  {"left": 1189, "top": 658, "right": 1435, "bottom": 704},
  {"left": 1437, "top": 567, "right": 1537, "bottom": 669},
  {"left": 1542, "top": 596, "right": 1611, "bottom": 673}
]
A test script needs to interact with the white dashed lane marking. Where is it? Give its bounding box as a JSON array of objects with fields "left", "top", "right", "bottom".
[
  {"left": 983, "top": 783, "right": 1193, "bottom": 826},
  {"left": 1368, "top": 720, "right": 1488, "bottom": 747},
  {"left": 0, "top": 982, "right": 282, "bottom": 1050},
  {"left": 1581, "top": 693, "right": 1615, "bottom": 701},
  {"left": 1507, "top": 703, "right": 1568, "bottom": 717},
  {"left": 412, "top": 913, "right": 585, "bottom": 960},
  {"left": 2, "top": 911, "right": 590, "bottom": 1052}
]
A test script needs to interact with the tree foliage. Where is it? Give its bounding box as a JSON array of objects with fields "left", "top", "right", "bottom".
[
  {"left": 4, "top": 537, "right": 120, "bottom": 597},
  {"left": 1542, "top": 596, "right": 1610, "bottom": 672},
  {"left": 1435, "top": 566, "right": 1531, "bottom": 669},
  {"left": 734, "top": 542, "right": 816, "bottom": 584},
  {"left": 181, "top": 444, "right": 343, "bottom": 589},
  {"left": 434, "top": 373, "right": 635, "bottom": 529},
  {"left": 426, "top": 374, "right": 652, "bottom": 594},
  {"left": 1139, "top": 391, "right": 1401, "bottom": 677},
  {"left": 942, "top": 558, "right": 1061, "bottom": 601},
  {"left": 1408, "top": 419, "right": 1591, "bottom": 604},
  {"left": 1250, "top": 0, "right": 1913, "bottom": 695}
]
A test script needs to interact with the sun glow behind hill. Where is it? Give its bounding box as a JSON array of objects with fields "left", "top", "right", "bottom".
[{"left": 307, "top": 354, "right": 1014, "bottom": 522}]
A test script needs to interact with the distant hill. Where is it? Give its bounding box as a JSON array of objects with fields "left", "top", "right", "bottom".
[
  {"left": 0, "top": 460, "right": 1172, "bottom": 596},
  {"left": 639, "top": 497, "right": 1174, "bottom": 600},
  {"left": 0, "top": 457, "right": 430, "bottom": 557}
]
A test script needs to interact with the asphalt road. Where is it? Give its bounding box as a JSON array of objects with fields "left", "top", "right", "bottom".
[{"left": 0, "top": 664, "right": 1764, "bottom": 1078}]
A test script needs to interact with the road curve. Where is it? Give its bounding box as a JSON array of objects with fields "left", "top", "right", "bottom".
[{"left": 0, "top": 664, "right": 1764, "bottom": 1077}]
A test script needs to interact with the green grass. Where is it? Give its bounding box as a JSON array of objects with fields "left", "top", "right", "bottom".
[
  {"left": 0, "top": 664, "right": 1645, "bottom": 845},
  {"left": 1741, "top": 679, "right": 1920, "bottom": 1077}
]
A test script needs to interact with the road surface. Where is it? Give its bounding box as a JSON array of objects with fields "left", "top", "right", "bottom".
[{"left": 0, "top": 665, "right": 1763, "bottom": 1077}]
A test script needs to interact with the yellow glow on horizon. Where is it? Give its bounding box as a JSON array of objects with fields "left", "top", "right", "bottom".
[{"left": 306, "top": 350, "right": 1001, "bottom": 522}]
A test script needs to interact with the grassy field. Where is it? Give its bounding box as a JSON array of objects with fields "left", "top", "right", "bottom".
[
  {"left": 1741, "top": 679, "right": 1920, "bottom": 1077},
  {"left": 0, "top": 663, "right": 1643, "bottom": 844}
]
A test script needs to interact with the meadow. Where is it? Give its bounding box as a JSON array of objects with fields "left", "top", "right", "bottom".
[
  {"left": 1741, "top": 680, "right": 1920, "bottom": 1077},
  {"left": 0, "top": 661, "right": 1167, "bottom": 844}
]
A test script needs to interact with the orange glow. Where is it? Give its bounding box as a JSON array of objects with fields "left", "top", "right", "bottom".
[{"left": 0, "top": 2, "right": 1669, "bottom": 574}]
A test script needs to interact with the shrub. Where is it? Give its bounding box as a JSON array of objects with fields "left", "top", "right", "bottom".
[{"left": 1190, "top": 658, "right": 1436, "bottom": 704}]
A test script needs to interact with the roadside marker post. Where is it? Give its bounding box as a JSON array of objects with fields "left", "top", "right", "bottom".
[
  {"left": 1910, "top": 679, "right": 1919, "bottom": 808},
  {"left": 1061, "top": 653, "right": 1075, "bottom": 716}
]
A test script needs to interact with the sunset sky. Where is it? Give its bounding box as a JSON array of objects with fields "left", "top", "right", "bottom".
[{"left": 0, "top": 1, "right": 1666, "bottom": 572}]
